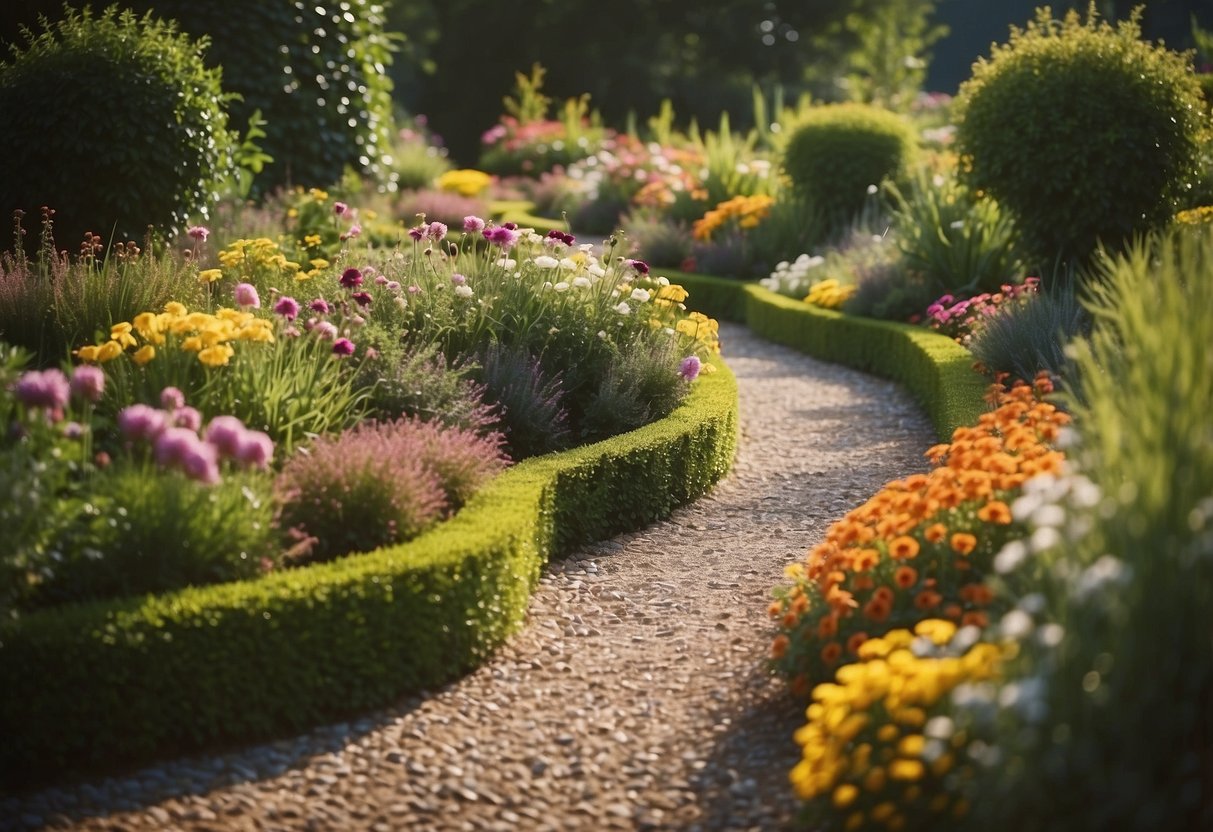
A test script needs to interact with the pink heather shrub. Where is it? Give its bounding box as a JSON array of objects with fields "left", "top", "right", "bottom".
[{"left": 275, "top": 417, "right": 509, "bottom": 563}]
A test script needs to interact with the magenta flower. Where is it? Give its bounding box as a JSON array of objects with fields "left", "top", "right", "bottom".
[
  {"left": 69, "top": 365, "right": 105, "bottom": 404},
  {"left": 234, "top": 282, "right": 260, "bottom": 309},
  {"left": 333, "top": 201, "right": 349, "bottom": 216},
  {"left": 313, "top": 321, "right": 339, "bottom": 341},
  {"left": 234, "top": 430, "right": 274, "bottom": 470},
  {"left": 154, "top": 426, "right": 200, "bottom": 467},
  {"left": 626, "top": 258, "right": 650, "bottom": 275},
  {"left": 352, "top": 291, "right": 373, "bottom": 307},
  {"left": 340, "top": 268, "right": 363, "bottom": 288},
  {"left": 14, "top": 369, "right": 70, "bottom": 412},
  {"left": 309, "top": 298, "right": 331, "bottom": 314},
  {"left": 340, "top": 223, "right": 362, "bottom": 241},
  {"left": 427, "top": 221, "right": 448, "bottom": 241},
  {"left": 546, "top": 230, "right": 575, "bottom": 246},
  {"left": 407, "top": 284, "right": 421, "bottom": 295},
  {"left": 332, "top": 338, "right": 356, "bottom": 356},
  {"left": 159, "top": 386, "right": 186, "bottom": 411},
  {"left": 205, "top": 415, "right": 247, "bottom": 459},
  {"left": 679, "top": 355, "right": 702, "bottom": 382},
  {"left": 374, "top": 274, "right": 389, "bottom": 285},
  {"left": 180, "top": 441, "right": 221, "bottom": 484},
  {"left": 463, "top": 215, "right": 486, "bottom": 233},
  {"left": 483, "top": 226, "right": 520, "bottom": 250},
  {"left": 118, "top": 404, "right": 168, "bottom": 443},
  {"left": 408, "top": 225, "right": 426, "bottom": 241},
  {"left": 186, "top": 225, "right": 210, "bottom": 242},
  {"left": 273, "top": 295, "right": 301, "bottom": 320},
  {"left": 173, "top": 406, "right": 203, "bottom": 432}
]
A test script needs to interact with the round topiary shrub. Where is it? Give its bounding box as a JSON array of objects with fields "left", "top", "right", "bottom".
[
  {"left": 955, "top": 5, "right": 1210, "bottom": 265},
  {"left": 781, "top": 103, "right": 917, "bottom": 224},
  {"left": 122, "top": 0, "right": 398, "bottom": 192},
  {"left": 0, "top": 6, "right": 237, "bottom": 249}
]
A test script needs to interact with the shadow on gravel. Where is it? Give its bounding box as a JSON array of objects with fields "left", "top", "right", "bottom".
[{"left": 688, "top": 672, "right": 805, "bottom": 832}]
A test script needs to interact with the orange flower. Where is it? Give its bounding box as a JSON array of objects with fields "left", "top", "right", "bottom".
[
  {"left": 914, "top": 590, "right": 942, "bottom": 610},
  {"left": 950, "top": 533, "right": 978, "bottom": 555},
  {"left": 782, "top": 612, "right": 800, "bottom": 629},
  {"left": 924, "top": 523, "right": 948, "bottom": 543},
  {"left": 852, "top": 549, "right": 880, "bottom": 572},
  {"left": 826, "top": 584, "right": 859, "bottom": 612},
  {"left": 894, "top": 566, "right": 919, "bottom": 589},
  {"left": 962, "top": 611, "right": 989, "bottom": 628},
  {"left": 818, "top": 614, "right": 839, "bottom": 639},
  {"left": 772, "top": 634, "right": 790, "bottom": 659},
  {"left": 978, "top": 500, "right": 1013, "bottom": 525},
  {"left": 960, "top": 583, "right": 994, "bottom": 606},
  {"left": 943, "top": 603, "right": 963, "bottom": 620},
  {"left": 791, "top": 594, "right": 810, "bottom": 614},
  {"left": 889, "top": 536, "right": 921, "bottom": 560},
  {"left": 846, "top": 631, "right": 869, "bottom": 654},
  {"left": 791, "top": 674, "right": 811, "bottom": 698},
  {"left": 768, "top": 600, "right": 783, "bottom": 619},
  {"left": 864, "top": 597, "right": 892, "bottom": 623},
  {"left": 852, "top": 575, "right": 875, "bottom": 591},
  {"left": 873, "top": 586, "right": 895, "bottom": 605},
  {"left": 821, "top": 642, "right": 843, "bottom": 665}
]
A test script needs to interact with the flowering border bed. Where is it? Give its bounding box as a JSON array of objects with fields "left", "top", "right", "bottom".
[
  {"left": 0, "top": 358, "right": 738, "bottom": 787},
  {"left": 664, "top": 273, "right": 985, "bottom": 440}
]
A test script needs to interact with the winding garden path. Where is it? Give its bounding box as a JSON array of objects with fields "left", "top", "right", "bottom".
[{"left": 5, "top": 323, "right": 937, "bottom": 832}]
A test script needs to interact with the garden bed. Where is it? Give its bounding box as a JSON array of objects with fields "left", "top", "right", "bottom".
[{"left": 0, "top": 357, "right": 737, "bottom": 788}]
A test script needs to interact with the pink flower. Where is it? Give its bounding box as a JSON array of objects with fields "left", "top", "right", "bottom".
[
  {"left": 483, "top": 226, "right": 520, "bottom": 249},
  {"left": 679, "top": 355, "right": 702, "bottom": 382},
  {"left": 340, "top": 223, "right": 362, "bottom": 241},
  {"left": 173, "top": 406, "right": 203, "bottom": 432},
  {"left": 154, "top": 426, "right": 200, "bottom": 467},
  {"left": 333, "top": 202, "right": 349, "bottom": 216},
  {"left": 204, "top": 415, "right": 247, "bottom": 459},
  {"left": 273, "top": 296, "right": 301, "bottom": 320},
  {"left": 234, "top": 430, "right": 274, "bottom": 470},
  {"left": 186, "top": 225, "right": 210, "bottom": 242},
  {"left": 14, "top": 369, "right": 70, "bottom": 412},
  {"left": 463, "top": 215, "right": 486, "bottom": 233},
  {"left": 332, "top": 338, "right": 356, "bottom": 356},
  {"left": 159, "top": 387, "right": 186, "bottom": 411},
  {"left": 234, "top": 282, "right": 260, "bottom": 309},
  {"left": 451, "top": 273, "right": 466, "bottom": 286},
  {"left": 352, "top": 291, "right": 373, "bottom": 307},
  {"left": 180, "top": 442, "right": 221, "bottom": 484},
  {"left": 626, "top": 258, "right": 650, "bottom": 275},
  {"left": 340, "top": 268, "right": 363, "bottom": 288},
  {"left": 69, "top": 365, "right": 105, "bottom": 404},
  {"left": 408, "top": 225, "right": 426, "bottom": 241},
  {"left": 427, "top": 221, "right": 448, "bottom": 241},
  {"left": 546, "top": 230, "right": 575, "bottom": 246},
  {"left": 313, "top": 321, "right": 339, "bottom": 341},
  {"left": 309, "top": 298, "right": 331, "bottom": 314},
  {"left": 119, "top": 404, "right": 168, "bottom": 443}
]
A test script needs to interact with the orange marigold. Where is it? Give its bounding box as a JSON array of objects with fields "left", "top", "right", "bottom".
[
  {"left": 772, "top": 634, "right": 790, "bottom": 659},
  {"left": 950, "top": 533, "right": 978, "bottom": 555},
  {"left": 889, "top": 536, "right": 921, "bottom": 560},
  {"left": 894, "top": 566, "right": 919, "bottom": 589},
  {"left": 924, "top": 523, "right": 948, "bottom": 543},
  {"left": 977, "top": 500, "right": 1013, "bottom": 525}
]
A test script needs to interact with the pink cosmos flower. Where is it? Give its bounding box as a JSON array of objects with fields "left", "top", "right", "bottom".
[{"left": 234, "top": 282, "right": 260, "bottom": 309}]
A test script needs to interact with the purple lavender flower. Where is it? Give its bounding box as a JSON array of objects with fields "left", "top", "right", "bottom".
[
  {"left": 679, "top": 355, "right": 702, "bottom": 381},
  {"left": 159, "top": 386, "right": 186, "bottom": 411},
  {"left": 340, "top": 268, "right": 363, "bottom": 288},
  {"left": 69, "top": 365, "right": 105, "bottom": 404},
  {"left": 14, "top": 369, "right": 70, "bottom": 412},
  {"left": 332, "top": 338, "right": 356, "bottom": 356},
  {"left": 273, "top": 295, "right": 301, "bottom": 320},
  {"left": 234, "top": 282, "right": 260, "bottom": 309}
]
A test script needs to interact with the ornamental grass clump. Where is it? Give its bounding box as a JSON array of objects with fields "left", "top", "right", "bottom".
[
  {"left": 790, "top": 619, "right": 1004, "bottom": 831},
  {"left": 768, "top": 376, "right": 1069, "bottom": 691},
  {"left": 275, "top": 417, "right": 508, "bottom": 564}
]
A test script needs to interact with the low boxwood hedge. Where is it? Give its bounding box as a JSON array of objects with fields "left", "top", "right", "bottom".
[
  {"left": 0, "top": 359, "right": 738, "bottom": 788},
  {"left": 655, "top": 270, "right": 986, "bottom": 440}
]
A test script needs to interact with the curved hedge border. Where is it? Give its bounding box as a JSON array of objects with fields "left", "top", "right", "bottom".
[
  {"left": 666, "top": 272, "right": 986, "bottom": 441},
  {"left": 0, "top": 360, "right": 738, "bottom": 788}
]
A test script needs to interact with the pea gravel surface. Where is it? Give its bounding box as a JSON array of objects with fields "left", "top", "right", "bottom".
[{"left": 4, "top": 322, "right": 937, "bottom": 832}]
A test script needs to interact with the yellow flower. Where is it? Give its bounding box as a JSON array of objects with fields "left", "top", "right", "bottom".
[
  {"left": 132, "top": 345, "right": 156, "bottom": 366},
  {"left": 309, "top": 258, "right": 330, "bottom": 270},
  {"left": 436, "top": 168, "right": 493, "bottom": 197},
  {"left": 96, "top": 340, "right": 124, "bottom": 362},
  {"left": 832, "top": 783, "right": 859, "bottom": 808},
  {"left": 198, "top": 344, "right": 235, "bottom": 367},
  {"left": 308, "top": 188, "right": 329, "bottom": 201},
  {"left": 304, "top": 234, "right": 322, "bottom": 248},
  {"left": 75, "top": 345, "right": 100, "bottom": 362},
  {"left": 181, "top": 336, "right": 203, "bottom": 352},
  {"left": 198, "top": 268, "right": 224, "bottom": 284},
  {"left": 110, "top": 322, "right": 137, "bottom": 348},
  {"left": 164, "top": 301, "right": 188, "bottom": 317}
]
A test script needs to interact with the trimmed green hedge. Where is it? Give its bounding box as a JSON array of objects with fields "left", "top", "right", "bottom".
[
  {"left": 742, "top": 286, "right": 986, "bottom": 440},
  {"left": 644, "top": 267, "right": 986, "bottom": 440},
  {"left": 0, "top": 360, "right": 738, "bottom": 787}
]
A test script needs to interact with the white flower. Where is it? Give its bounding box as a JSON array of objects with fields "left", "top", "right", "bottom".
[
  {"left": 559, "top": 257, "right": 579, "bottom": 271},
  {"left": 496, "top": 257, "right": 517, "bottom": 270},
  {"left": 534, "top": 255, "right": 560, "bottom": 269},
  {"left": 554, "top": 281, "right": 570, "bottom": 293},
  {"left": 454, "top": 284, "right": 474, "bottom": 299},
  {"left": 994, "top": 540, "right": 1029, "bottom": 574},
  {"left": 866, "top": 183, "right": 878, "bottom": 195},
  {"left": 572, "top": 276, "right": 591, "bottom": 289},
  {"left": 613, "top": 301, "right": 631, "bottom": 315},
  {"left": 597, "top": 330, "right": 607, "bottom": 339},
  {"left": 630, "top": 288, "right": 651, "bottom": 303},
  {"left": 950, "top": 220, "right": 965, "bottom": 230},
  {"left": 588, "top": 264, "right": 606, "bottom": 278}
]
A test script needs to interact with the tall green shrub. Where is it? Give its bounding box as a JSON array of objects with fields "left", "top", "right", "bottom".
[
  {"left": 0, "top": 6, "right": 237, "bottom": 248},
  {"left": 781, "top": 103, "right": 917, "bottom": 226},
  {"left": 955, "top": 4, "right": 1209, "bottom": 265},
  {"left": 122, "top": 0, "right": 398, "bottom": 192}
]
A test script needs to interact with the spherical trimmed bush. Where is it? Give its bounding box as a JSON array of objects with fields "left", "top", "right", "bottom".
[
  {"left": 0, "top": 7, "right": 237, "bottom": 249},
  {"left": 122, "top": 0, "right": 399, "bottom": 192},
  {"left": 781, "top": 103, "right": 918, "bottom": 224},
  {"left": 955, "top": 6, "right": 1210, "bottom": 264}
]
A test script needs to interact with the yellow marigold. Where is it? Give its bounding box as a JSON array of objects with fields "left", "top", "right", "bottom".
[
  {"left": 198, "top": 268, "right": 224, "bottom": 284},
  {"left": 303, "top": 234, "right": 322, "bottom": 248},
  {"left": 198, "top": 344, "right": 235, "bottom": 367}
]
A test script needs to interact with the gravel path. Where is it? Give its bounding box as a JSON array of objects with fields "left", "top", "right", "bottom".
[{"left": 3, "top": 323, "right": 936, "bottom": 832}]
